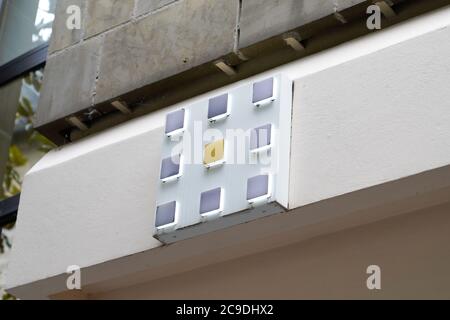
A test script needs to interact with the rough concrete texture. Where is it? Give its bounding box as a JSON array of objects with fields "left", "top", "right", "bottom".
[
  {"left": 135, "top": 0, "right": 179, "bottom": 17},
  {"left": 36, "top": 38, "right": 101, "bottom": 127},
  {"left": 239, "top": 0, "right": 366, "bottom": 48},
  {"left": 85, "top": 0, "right": 135, "bottom": 38},
  {"left": 48, "top": 0, "right": 85, "bottom": 53},
  {"left": 95, "top": 0, "right": 238, "bottom": 104},
  {"left": 38, "top": 0, "right": 369, "bottom": 128}
]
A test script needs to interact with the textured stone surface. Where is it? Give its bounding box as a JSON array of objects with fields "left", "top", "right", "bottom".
[
  {"left": 37, "top": 0, "right": 375, "bottom": 127},
  {"left": 85, "top": 0, "right": 134, "bottom": 38},
  {"left": 135, "top": 0, "right": 178, "bottom": 17},
  {"left": 239, "top": 0, "right": 366, "bottom": 48},
  {"left": 36, "top": 38, "right": 101, "bottom": 127},
  {"left": 95, "top": 0, "right": 238, "bottom": 104},
  {"left": 48, "top": 0, "right": 85, "bottom": 53}
]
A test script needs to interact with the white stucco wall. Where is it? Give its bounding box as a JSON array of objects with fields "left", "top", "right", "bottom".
[
  {"left": 5, "top": 6, "right": 450, "bottom": 293},
  {"left": 290, "top": 23, "right": 450, "bottom": 207}
]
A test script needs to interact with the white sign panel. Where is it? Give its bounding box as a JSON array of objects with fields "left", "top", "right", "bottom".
[{"left": 154, "top": 74, "right": 293, "bottom": 243}]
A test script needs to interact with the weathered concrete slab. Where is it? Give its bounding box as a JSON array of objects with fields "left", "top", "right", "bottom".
[
  {"left": 239, "top": 0, "right": 366, "bottom": 48},
  {"left": 48, "top": 0, "right": 85, "bottom": 53},
  {"left": 94, "top": 0, "right": 238, "bottom": 104},
  {"left": 36, "top": 38, "right": 102, "bottom": 127},
  {"left": 85, "top": 0, "right": 134, "bottom": 38},
  {"left": 135, "top": 0, "right": 179, "bottom": 17},
  {"left": 36, "top": 0, "right": 373, "bottom": 130}
]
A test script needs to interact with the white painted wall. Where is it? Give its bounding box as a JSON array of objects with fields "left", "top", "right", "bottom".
[
  {"left": 290, "top": 24, "right": 450, "bottom": 207},
  {"left": 5, "top": 6, "right": 450, "bottom": 293}
]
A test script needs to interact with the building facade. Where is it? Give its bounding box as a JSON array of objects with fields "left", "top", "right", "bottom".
[{"left": 2, "top": 0, "right": 450, "bottom": 299}]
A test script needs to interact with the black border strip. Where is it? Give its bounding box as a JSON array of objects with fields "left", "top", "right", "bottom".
[
  {"left": 0, "top": 194, "right": 20, "bottom": 227},
  {"left": 0, "top": 43, "right": 48, "bottom": 86}
]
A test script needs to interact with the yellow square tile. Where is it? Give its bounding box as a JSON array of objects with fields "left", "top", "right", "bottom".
[{"left": 204, "top": 139, "right": 225, "bottom": 167}]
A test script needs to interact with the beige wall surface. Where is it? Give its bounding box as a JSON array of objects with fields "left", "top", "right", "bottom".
[{"left": 94, "top": 201, "right": 450, "bottom": 300}]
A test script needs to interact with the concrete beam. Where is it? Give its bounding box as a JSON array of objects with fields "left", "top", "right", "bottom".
[
  {"left": 239, "top": 0, "right": 366, "bottom": 48},
  {"left": 282, "top": 32, "right": 305, "bottom": 51},
  {"left": 94, "top": 0, "right": 238, "bottom": 104},
  {"left": 376, "top": 1, "right": 397, "bottom": 18},
  {"left": 111, "top": 101, "right": 132, "bottom": 115},
  {"left": 214, "top": 59, "right": 237, "bottom": 76}
]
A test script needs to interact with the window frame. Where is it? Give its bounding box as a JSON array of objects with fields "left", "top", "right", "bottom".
[
  {"left": 0, "top": 0, "right": 50, "bottom": 86},
  {"left": 0, "top": 43, "right": 48, "bottom": 85},
  {"left": 0, "top": 0, "right": 54, "bottom": 226}
]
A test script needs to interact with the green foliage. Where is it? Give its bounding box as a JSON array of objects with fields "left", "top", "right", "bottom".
[
  {"left": 24, "top": 72, "right": 42, "bottom": 93},
  {"left": 2, "top": 292, "right": 16, "bottom": 300},
  {"left": 1, "top": 70, "right": 54, "bottom": 300},
  {"left": 1, "top": 146, "right": 26, "bottom": 200},
  {"left": 9, "top": 145, "right": 28, "bottom": 167},
  {"left": 17, "top": 97, "right": 34, "bottom": 120},
  {"left": 29, "top": 131, "right": 55, "bottom": 153}
]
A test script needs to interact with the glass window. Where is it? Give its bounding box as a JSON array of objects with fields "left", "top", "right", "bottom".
[{"left": 0, "top": 0, "right": 56, "bottom": 66}]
